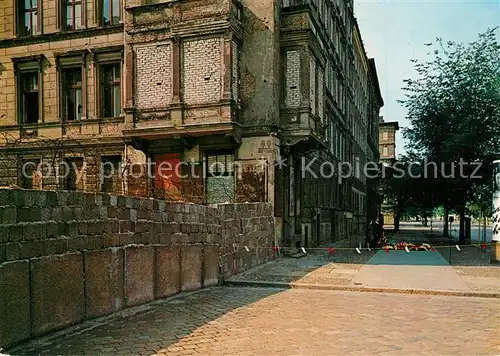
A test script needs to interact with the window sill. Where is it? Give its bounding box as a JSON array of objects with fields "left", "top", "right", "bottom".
[
  {"left": 59, "top": 27, "right": 89, "bottom": 33},
  {"left": 19, "top": 122, "right": 41, "bottom": 127},
  {"left": 14, "top": 32, "right": 42, "bottom": 39},
  {"left": 100, "top": 116, "right": 125, "bottom": 122},
  {"left": 99, "top": 23, "right": 123, "bottom": 29},
  {"left": 62, "top": 116, "right": 125, "bottom": 124}
]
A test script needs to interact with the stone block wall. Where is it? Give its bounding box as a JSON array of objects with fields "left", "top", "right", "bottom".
[
  {"left": 215, "top": 203, "right": 275, "bottom": 278},
  {"left": 0, "top": 189, "right": 274, "bottom": 349}
]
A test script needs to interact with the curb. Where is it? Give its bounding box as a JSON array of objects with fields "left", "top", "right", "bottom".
[{"left": 224, "top": 280, "right": 500, "bottom": 299}]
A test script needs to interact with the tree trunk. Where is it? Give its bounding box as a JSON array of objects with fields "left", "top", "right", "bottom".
[
  {"left": 483, "top": 215, "right": 487, "bottom": 243},
  {"left": 443, "top": 207, "right": 449, "bottom": 237},
  {"left": 423, "top": 216, "right": 428, "bottom": 227},
  {"left": 478, "top": 211, "right": 482, "bottom": 241},
  {"left": 394, "top": 206, "right": 400, "bottom": 233},
  {"left": 459, "top": 207, "right": 466, "bottom": 244}
]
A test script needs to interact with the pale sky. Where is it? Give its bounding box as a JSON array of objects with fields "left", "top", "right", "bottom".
[{"left": 354, "top": 0, "right": 500, "bottom": 157}]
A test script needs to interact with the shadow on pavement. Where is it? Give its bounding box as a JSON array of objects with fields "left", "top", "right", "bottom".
[
  {"left": 7, "top": 287, "right": 284, "bottom": 356},
  {"left": 227, "top": 250, "right": 376, "bottom": 286}
]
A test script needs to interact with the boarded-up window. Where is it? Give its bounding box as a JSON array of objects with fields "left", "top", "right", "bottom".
[
  {"left": 183, "top": 38, "right": 222, "bottom": 105},
  {"left": 285, "top": 50, "right": 300, "bottom": 108},
  {"left": 153, "top": 153, "right": 181, "bottom": 200}
]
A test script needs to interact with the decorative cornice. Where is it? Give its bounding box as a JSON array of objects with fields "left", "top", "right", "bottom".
[
  {"left": 137, "top": 111, "right": 172, "bottom": 122},
  {"left": 126, "top": 19, "right": 231, "bottom": 38},
  {"left": 0, "top": 136, "right": 126, "bottom": 152},
  {"left": 54, "top": 49, "right": 88, "bottom": 57},
  {"left": 11, "top": 54, "right": 45, "bottom": 63},
  {"left": 0, "top": 25, "right": 124, "bottom": 49},
  {"left": 92, "top": 45, "right": 125, "bottom": 53},
  {"left": 0, "top": 117, "right": 124, "bottom": 131},
  {"left": 241, "top": 125, "right": 279, "bottom": 138},
  {"left": 125, "top": 0, "right": 181, "bottom": 13},
  {"left": 123, "top": 122, "right": 238, "bottom": 139}
]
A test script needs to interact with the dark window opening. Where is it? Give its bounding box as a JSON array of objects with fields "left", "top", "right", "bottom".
[
  {"left": 101, "top": 63, "right": 121, "bottom": 118},
  {"left": 102, "top": 0, "right": 120, "bottom": 26},
  {"left": 101, "top": 156, "right": 121, "bottom": 193},
  {"left": 62, "top": 67, "right": 83, "bottom": 121},
  {"left": 19, "top": 72, "right": 39, "bottom": 124},
  {"left": 64, "top": 157, "right": 84, "bottom": 191},
  {"left": 64, "top": 0, "right": 83, "bottom": 30},
  {"left": 18, "top": 0, "right": 38, "bottom": 36},
  {"left": 20, "top": 159, "right": 40, "bottom": 189}
]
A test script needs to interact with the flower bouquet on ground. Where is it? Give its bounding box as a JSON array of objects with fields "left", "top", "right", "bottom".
[{"left": 381, "top": 242, "right": 433, "bottom": 251}]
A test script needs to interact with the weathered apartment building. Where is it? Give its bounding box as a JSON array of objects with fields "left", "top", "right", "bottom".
[{"left": 0, "top": 0, "right": 383, "bottom": 247}]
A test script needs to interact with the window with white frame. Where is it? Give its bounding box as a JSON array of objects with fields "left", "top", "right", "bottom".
[
  {"left": 61, "top": 67, "right": 83, "bottom": 121},
  {"left": 101, "top": 0, "right": 121, "bottom": 25},
  {"left": 101, "top": 63, "right": 121, "bottom": 118},
  {"left": 63, "top": 0, "right": 84, "bottom": 30},
  {"left": 17, "top": 0, "right": 39, "bottom": 36}
]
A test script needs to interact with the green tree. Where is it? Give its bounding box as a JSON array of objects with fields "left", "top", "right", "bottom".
[
  {"left": 381, "top": 157, "right": 439, "bottom": 232},
  {"left": 400, "top": 28, "right": 500, "bottom": 243}
]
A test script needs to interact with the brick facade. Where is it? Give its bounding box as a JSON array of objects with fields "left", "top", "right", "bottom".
[
  {"left": 285, "top": 50, "right": 301, "bottom": 108},
  {"left": 231, "top": 41, "right": 239, "bottom": 102},
  {"left": 183, "top": 38, "right": 223, "bottom": 105},
  {"left": 135, "top": 43, "right": 172, "bottom": 109}
]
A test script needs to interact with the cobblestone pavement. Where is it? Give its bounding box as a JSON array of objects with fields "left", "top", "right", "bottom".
[
  {"left": 450, "top": 247, "right": 500, "bottom": 293},
  {"left": 10, "top": 287, "right": 500, "bottom": 356},
  {"left": 430, "top": 234, "right": 500, "bottom": 293}
]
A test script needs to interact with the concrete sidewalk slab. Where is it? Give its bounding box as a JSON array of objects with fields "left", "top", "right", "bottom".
[
  {"left": 366, "top": 249, "right": 449, "bottom": 266},
  {"left": 353, "top": 250, "right": 471, "bottom": 292}
]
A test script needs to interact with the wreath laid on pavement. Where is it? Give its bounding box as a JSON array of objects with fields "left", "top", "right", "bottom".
[{"left": 381, "top": 242, "right": 433, "bottom": 251}]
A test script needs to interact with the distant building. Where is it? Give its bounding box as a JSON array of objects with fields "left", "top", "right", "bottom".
[
  {"left": 378, "top": 117, "right": 399, "bottom": 226},
  {"left": 378, "top": 117, "right": 399, "bottom": 162}
]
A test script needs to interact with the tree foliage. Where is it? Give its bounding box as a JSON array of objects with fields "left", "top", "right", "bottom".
[
  {"left": 387, "top": 28, "right": 500, "bottom": 240},
  {"left": 402, "top": 28, "right": 500, "bottom": 161},
  {"left": 380, "top": 157, "right": 441, "bottom": 230}
]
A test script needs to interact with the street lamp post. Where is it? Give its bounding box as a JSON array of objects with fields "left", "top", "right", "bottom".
[{"left": 491, "top": 157, "right": 500, "bottom": 262}]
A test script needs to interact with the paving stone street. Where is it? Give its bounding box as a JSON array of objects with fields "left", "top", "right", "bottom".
[
  {"left": 7, "top": 225, "right": 500, "bottom": 356},
  {"left": 10, "top": 286, "right": 499, "bottom": 356}
]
